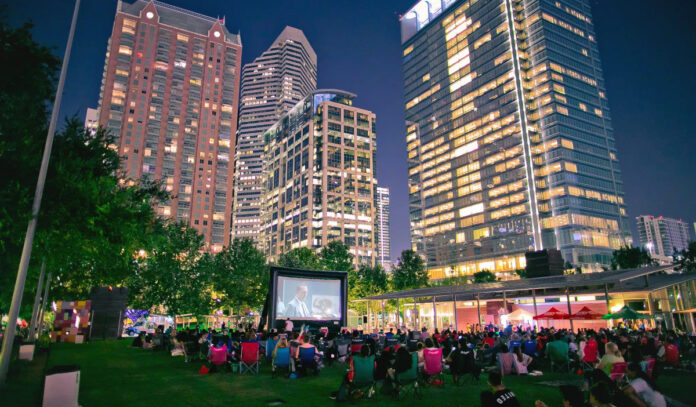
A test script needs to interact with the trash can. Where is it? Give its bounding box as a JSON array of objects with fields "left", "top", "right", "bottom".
[{"left": 43, "top": 365, "right": 80, "bottom": 407}]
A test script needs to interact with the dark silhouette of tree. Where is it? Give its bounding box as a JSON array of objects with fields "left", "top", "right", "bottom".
[
  {"left": 390, "top": 250, "right": 428, "bottom": 290},
  {"left": 610, "top": 245, "right": 656, "bottom": 270}
]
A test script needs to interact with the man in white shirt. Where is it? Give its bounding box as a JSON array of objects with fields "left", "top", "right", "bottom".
[
  {"left": 285, "top": 285, "right": 311, "bottom": 318},
  {"left": 285, "top": 318, "right": 294, "bottom": 333}
]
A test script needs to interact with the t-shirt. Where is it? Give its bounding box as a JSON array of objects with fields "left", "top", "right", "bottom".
[
  {"left": 630, "top": 378, "right": 666, "bottom": 407},
  {"left": 285, "top": 320, "right": 294, "bottom": 332},
  {"left": 481, "top": 389, "right": 521, "bottom": 407}
]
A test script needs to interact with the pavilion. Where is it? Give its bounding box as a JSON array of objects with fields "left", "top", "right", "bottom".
[{"left": 357, "top": 265, "right": 696, "bottom": 333}]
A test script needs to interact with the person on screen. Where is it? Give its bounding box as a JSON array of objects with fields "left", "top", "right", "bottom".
[
  {"left": 286, "top": 284, "right": 311, "bottom": 318},
  {"left": 312, "top": 298, "right": 337, "bottom": 319},
  {"left": 277, "top": 296, "right": 286, "bottom": 316}
]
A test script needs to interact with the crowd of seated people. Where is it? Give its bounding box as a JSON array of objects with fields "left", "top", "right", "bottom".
[{"left": 127, "top": 321, "right": 694, "bottom": 404}]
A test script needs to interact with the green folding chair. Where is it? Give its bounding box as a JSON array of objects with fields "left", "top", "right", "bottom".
[
  {"left": 351, "top": 355, "right": 376, "bottom": 399},
  {"left": 396, "top": 353, "right": 421, "bottom": 400}
]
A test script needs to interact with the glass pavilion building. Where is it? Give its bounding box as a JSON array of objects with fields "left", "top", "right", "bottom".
[{"left": 401, "top": 0, "right": 631, "bottom": 280}]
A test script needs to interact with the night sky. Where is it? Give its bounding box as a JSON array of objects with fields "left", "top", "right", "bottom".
[{"left": 5, "top": 0, "right": 696, "bottom": 260}]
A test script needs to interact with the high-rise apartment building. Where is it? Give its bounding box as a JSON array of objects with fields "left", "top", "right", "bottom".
[
  {"left": 97, "top": 0, "right": 242, "bottom": 250},
  {"left": 637, "top": 215, "right": 691, "bottom": 263},
  {"left": 400, "top": 0, "right": 630, "bottom": 280},
  {"left": 260, "top": 90, "right": 379, "bottom": 267},
  {"left": 376, "top": 186, "right": 392, "bottom": 270},
  {"left": 232, "top": 27, "right": 317, "bottom": 244}
]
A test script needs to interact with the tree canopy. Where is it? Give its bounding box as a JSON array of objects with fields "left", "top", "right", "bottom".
[
  {"left": 610, "top": 245, "right": 656, "bottom": 270},
  {"left": 390, "top": 250, "right": 428, "bottom": 291}
]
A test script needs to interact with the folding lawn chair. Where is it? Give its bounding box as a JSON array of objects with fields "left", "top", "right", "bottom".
[
  {"left": 239, "top": 342, "right": 260, "bottom": 374},
  {"left": 351, "top": 355, "right": 376, "bottom": 399},
  {"left": 609, "top": 362, "right": 627, "bottom": 382},
  {"left": 298, "top": 347, "right": 318, "bottom": 376},
  {"left": 508, "top": 340, "right": 521, "bottom": 353},
  {"left": 272, "top": 347, "right": 291, "bottom": 378},
  {"left": 396, "top": 353, "right": 421, "bottom": 400},
  {"left": 265, "top": 337, "right": 279, "bottom": 362},
  {"left": 209, "top": 346, "right": 228, "bottom": 372},
  {"left": 423, "top": 347, "right": 445, "bottom": 386}
]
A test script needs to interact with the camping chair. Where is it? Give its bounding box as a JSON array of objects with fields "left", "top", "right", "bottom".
[
  {"left": 548, "top": 345, "right": 570, "bottom": 373},
  {"left": 350, "top": 355, "right": 376, "bottom": 399},
  {"left": 337, "top": 343, "right": 350, "bottom": 363},
  {"left": 396, "top": 353, "right": 422, "bottom": 400},
  {"left": 643, "top": 358, "right": 656, "bottom": 378},
  {"left": 609, "top": 362, "right": 627, "bottom": 382},
  {"left": 272, "top": 347, "right": 291, "bottom": 378},
  {"left": 350, "top": 343, "right": 363, "bottom": 355},
  {"left": 423, "top": 348, "right": 445, "bottom": 386},
  {"left": 239, "top": 342, "right": 260, "bottom": 374},
  {"left": 497, "top": 352, "right": 515, "bottom": 376},
  {"left": 209, "top": 346, "right": 228, "bottom": 372},
  {"left": 298, "top": 347, "right": 319, "bottom": 376},
  {"left": 265, "top": 337, "right": 279, "bottom": 362},
  {"left": 581, "top": 340, "right": 599, "bottom": 370},
  {"left": 522, "top": 340, "right": 537, "bottom": 357},
  {"left": 508, "top": 340, "right": 521, "bottom": 353}
]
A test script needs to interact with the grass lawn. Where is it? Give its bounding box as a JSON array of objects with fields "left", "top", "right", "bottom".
[{"left": 2, "top": 339, "right": 695, "bottom": 406}]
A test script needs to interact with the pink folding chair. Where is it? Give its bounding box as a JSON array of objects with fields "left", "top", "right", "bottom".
[
  {"left": 209, "top": 346, "right": 227, "bottom": 370},
  {"left": 423, "top": 347, "right": 445, "bottom": 386},
  {"left": 609, "top": 362, "right": 627, "bottom": 381},
  {"left": 240, "top": 342, "right": 260, "bottom": 374}
]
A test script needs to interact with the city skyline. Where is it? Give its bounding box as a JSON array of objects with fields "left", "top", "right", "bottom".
[{"left": 7, "top": 0, "right": 696, "bottom": 262}]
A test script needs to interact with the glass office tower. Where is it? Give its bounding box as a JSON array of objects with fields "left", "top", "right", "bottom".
[
  {"left": 260, "top": 90, "right": 379, "bottom": 267},
  {"left": 401, "top": 0, "right": 630, "bottom": 280}
]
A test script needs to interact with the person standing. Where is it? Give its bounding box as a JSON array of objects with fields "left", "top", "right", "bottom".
[{"left": 285, "top": 318, "right": 294, "bottom": 333}]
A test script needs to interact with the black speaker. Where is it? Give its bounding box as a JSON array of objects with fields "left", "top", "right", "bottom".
[
  {"left": 525, "top": 249, "right": 565, "bottom": 278},
  {"left": 363, "top": 316, "right": 368, "bottom": 324},
  {"left": 89, "top": 286, "right": 128, "bottom": 340}
]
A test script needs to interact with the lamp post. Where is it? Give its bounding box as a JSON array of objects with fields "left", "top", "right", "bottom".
[{"left": 0, "top": 0, "right": 81, "bottom": 384}]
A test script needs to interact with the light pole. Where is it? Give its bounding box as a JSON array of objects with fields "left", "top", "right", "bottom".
[{"left": 0, "top": 0, "right": 81, "bottom": 384}]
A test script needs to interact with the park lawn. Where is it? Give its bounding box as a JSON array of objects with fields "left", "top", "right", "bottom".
[{"left": 2, "top": 339, "right": 694, "bottom": 407}]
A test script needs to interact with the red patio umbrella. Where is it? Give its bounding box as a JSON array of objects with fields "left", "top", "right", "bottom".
[
  {"left": 533, "top": 307, "right": 569, "bottom": 320},
  {"left": 571, "top": 306, "right": 603, "bottom": 320}
]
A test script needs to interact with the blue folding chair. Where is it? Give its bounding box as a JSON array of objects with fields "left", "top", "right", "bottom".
[
  {"left": 508, "top": 340, "right": 521, "bottom": 353},
  {"left": 266, "top": 337, "right": 279, "bottom": 361},
  {"left": 298, "top": 347, "right": 318, "bottom": 376},
  {"left": 272, "top": 347, "right": 291, "bottom": 378}
]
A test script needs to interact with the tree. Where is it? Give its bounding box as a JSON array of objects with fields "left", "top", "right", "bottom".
[
  {"left": 214, "top": 238, "right": 268, "bottom": 311},
  {"left": 320, "top": 240, "right": 354, "bottom": 272},
  {"left": 277, "top": 247, "right": 322, "bottom": 270},
  {"left": 390, "top": 250, "right": 428, "bottom": 290},
  {"left": 0, "top": 18, "right": 59, "bottom": 316},
  {"left": 675, "top": 241, "right": 696, "bottom": 273},
  {"left": 610, "top": 246, "right": 656, "bottom": 270},
  {"left": 473, "top": 270, "right": 497, "bottom": 283},
  {"left": 128, "top": 221, "right": 213, "bottom": 316},
  {"left": 350, "top": 264, "right": 389, "bottom": 300},
  {"left": 514, "top": 268, "right": 528, "bottom": 279}
]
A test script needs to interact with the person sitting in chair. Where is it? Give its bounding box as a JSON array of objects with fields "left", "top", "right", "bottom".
[{"left": 296, "top": 335, "right": 322, "bottom": 376}]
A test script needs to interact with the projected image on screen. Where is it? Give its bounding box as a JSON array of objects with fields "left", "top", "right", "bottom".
[{"left": 276, "top": 276, "right": 341, "bottom": 320}]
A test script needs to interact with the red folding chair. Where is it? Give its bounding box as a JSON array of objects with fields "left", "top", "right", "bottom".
[
  {"left": 581, "top": 340, "right": 599, "bottom": 369},
  {"left": 609, "top": 362, "right": 627, "bottom": 381},
  {"left": 240, "top": 342, "right": 260, "bottom": 374},
  {"left": 644, "top": 358, "right": 655, "bottom": 378},
  {"left": 209, "top": 346, "right": 227, "bottom": 371},
  {"left": 350, "top": 343, "right": 363, "bottom": 355}
]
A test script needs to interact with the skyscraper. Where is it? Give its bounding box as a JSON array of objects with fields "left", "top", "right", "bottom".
[
  {"left": 97, "top": 0, "right": 242, "bottom": 251},
  {"left": 400, "top": 0, "right": 630, "bottom": 280},
  {"left": 637, "top": 215, "right": 691, "bottom": 263},
  {"left": 232, "top": 27, "right": 317, "bottom": 243},
  {"left": 260, "top": 90, "right": 379, "bottom": 267},
  {"left": 376, "top": 186, "right": 392, "bottom": 270}
]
